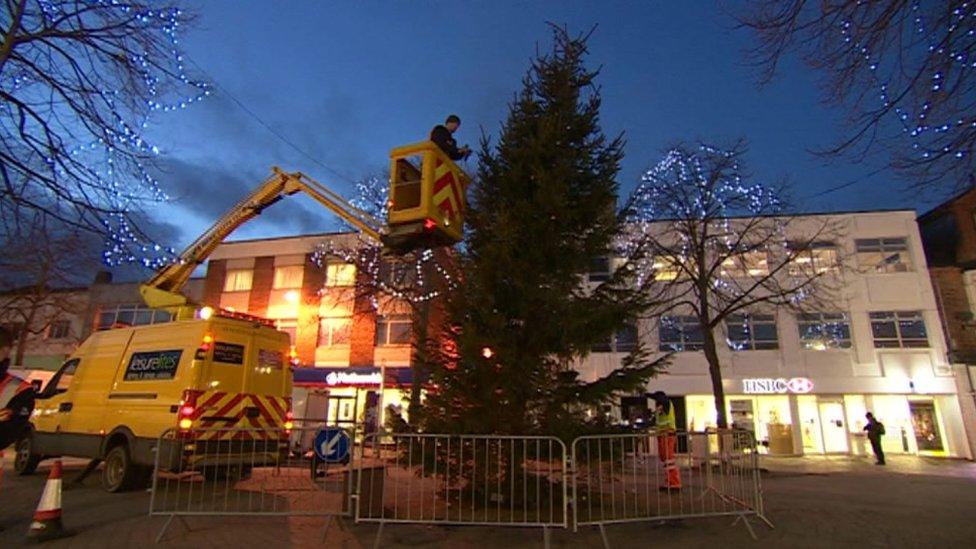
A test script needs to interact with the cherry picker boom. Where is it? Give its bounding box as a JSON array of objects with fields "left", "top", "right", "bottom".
[{"left": 139, "top": 141, "right": 470, "bottom": 319}]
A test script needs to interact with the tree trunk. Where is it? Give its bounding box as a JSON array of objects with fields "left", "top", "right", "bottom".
[{"left": 701, "top": 325, "right": 728, "bottom": 429}]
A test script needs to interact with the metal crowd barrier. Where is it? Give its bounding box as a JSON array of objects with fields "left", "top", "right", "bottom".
[
  {"left": 571, "top": 429, "right": 773, "bottom": 546},
  {"left": 354, "top": 433, "right": 569, "bottom": 548},
  {"left": 149, "top": 425, "right": 354, "bottom": 543}
]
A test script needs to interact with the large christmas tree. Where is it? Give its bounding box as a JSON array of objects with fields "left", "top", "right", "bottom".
[{"left": 415, "top": 27, "right": 667, "bottom": 440}]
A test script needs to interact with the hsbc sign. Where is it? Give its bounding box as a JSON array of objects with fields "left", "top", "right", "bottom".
[{"left": 742, "top": 377, "right": 814, "bottom": 395}]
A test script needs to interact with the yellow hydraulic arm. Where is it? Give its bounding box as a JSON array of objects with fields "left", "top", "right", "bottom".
[{"left": 140, "top": 167, "right": 384, "bottom": 317}]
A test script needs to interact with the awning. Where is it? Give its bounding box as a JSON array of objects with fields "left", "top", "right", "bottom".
[{"left": 292, "top": 366, "right": 413, "bottom": 388}]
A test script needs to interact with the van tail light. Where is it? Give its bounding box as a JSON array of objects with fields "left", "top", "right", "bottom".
[
  {"left": 178, "top": 389, "right": 200, "bottom": 430},
  {"left": 289, "top": 346, "right": 300, "bottom": 367},
  {"left": 284, "top": 410, "right": 294, "bottom": 431},
  {"left": 195, "top": 333, "right": 214, "bottom": 360}
]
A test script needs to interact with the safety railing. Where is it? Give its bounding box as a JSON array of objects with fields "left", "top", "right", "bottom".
[
  {"left": 149, "top": 425, "right": 354, "bottom": 543},
  {"left": 571, "top": 429, "right": 773, "bottom": 543},
  {"left": 354, "top": 433, "right": 568, "bottom": 548}
]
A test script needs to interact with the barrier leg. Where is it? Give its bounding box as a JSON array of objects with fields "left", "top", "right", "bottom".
[
  {"left": 543, "top": 525, "right": 551, "bottom": 549},
  {"left": 731, "top": 514, "right": 757, "bottom": 540},
  {"left": 320, "top": 515, "right": 333, "bottom": 542},
  {"left": 155, "top": 514, "right": 191, "bottom": 544},
  {"left": 599, "top": 523, "right": 610, "bottom": 549},
  {"left": 371, "top": 521, "right": 384, "bottom": 549}
]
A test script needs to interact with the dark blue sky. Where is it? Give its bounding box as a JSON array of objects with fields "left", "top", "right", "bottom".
[{"left": 146, "top": 1, "right": 912, "bottom": 247}]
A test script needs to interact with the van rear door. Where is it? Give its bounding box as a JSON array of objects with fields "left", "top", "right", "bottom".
[
  {"left": 243, "top": 327, "right": 291, "bottom": 429},
  {"left": 199, "top": 321, "right": 252, "bottom": 429}
]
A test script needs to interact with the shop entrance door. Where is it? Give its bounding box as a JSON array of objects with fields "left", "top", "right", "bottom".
[
  {"left": 909, "top": 400, "right": 945, "bottom": 452},
  {"left": 818, "top": 400, "right": 849, "bottom": 454}
]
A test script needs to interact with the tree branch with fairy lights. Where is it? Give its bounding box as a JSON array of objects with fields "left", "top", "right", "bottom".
[
  {"left": 739, "top": 0, "right": 976, "bottom": 193},
  {"left": 624, "top": 141, "right": 848, "bottom": 428},
  {"left": 0, "top": 1, "right": 209, "bottom": 268}
]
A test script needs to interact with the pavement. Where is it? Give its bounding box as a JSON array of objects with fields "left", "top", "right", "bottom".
[{"left": 2, "top": 452, "right": 976, "bottom": 548}]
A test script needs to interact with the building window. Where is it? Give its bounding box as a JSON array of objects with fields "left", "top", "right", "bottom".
[
  {"left": 376, "top": 315, "right": 412, "bottom": 346},
  {"left": 325, "top": 263, "right": 357, "bottom": 287},
  {"left": 588, "top": 257, "right": 612, "bottom": 282},
  {"left": 726, "top": 314, "right": 778, "bottom": 350},
  {"left": 592, "top": 322, "right": 638, "bottom": 353},
  {"left": 47, "top": 320, "right": 71, "bottom": 340},
  {"left": 658, "top": 315, "right": 704, "bottom": 351},
  {"left": 870, "top": 311, "right": 929, "bottom": 348},
  {"left": 788, "top": 241, "right": 839, "bottom": 276},
  {"left": 380, "top": 260, "right": 416, "bottom": 287},
  {"left": 720, "top": 250, "right": 769, "bottom": 278},
  {"left": 318, "top": 316, "right": 352, "bottom": 347},
  {"left": 224, "top": 269, "right": 254, "bottom": 292},
  {"left": 275, "top": 319, "right": 298, "bottom": 344},
  {"left": 652, "top": 255, "right": 683, "bottom": 281},
  {"left": 96, "top": 305, "right": 171, "bottom": 330},
  {"left": 797, "top": 312, "right": 851, "bottom": 350},
  {"left": 273, "top": 265, "right": 304, "bottom": 289},
  {"left": 856, "top": 238, "right": 912, "bottom": 273}
]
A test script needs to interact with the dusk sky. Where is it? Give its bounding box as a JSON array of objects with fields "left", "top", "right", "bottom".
[{"left": 145, "top": 1, "right": 910, "bottom": 248}]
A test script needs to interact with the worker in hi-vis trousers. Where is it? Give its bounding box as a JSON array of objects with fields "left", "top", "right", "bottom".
[{"left": 651, "top": 391, "right": 681, "bottom": 490}]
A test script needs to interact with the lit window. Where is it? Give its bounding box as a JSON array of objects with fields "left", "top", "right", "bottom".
[
  {"left": 797, "top": 312, "right": 851, "bottom": 350},
  {"left": 224, "top": 269, "right": 254, "bottom": 292},
  {"left": 318, "top": 317, "right": 352, "bottom": 347},
  {"left": 658, "top": 316, "right": 704, "bottom": 351},
  {"left": 380, "top": 261, "right": 416, "bottom": 287},
  {"left": 47, "top": 320, "right": 71, "bottom": 340},
  {"left": 592, "top": 323, "right": 638, "bottom": 353},
  {"left": 376, "top": 315, "right": 412, "bottom": 346},
  {"left": 726, "top": 314, "right": 778, "bottom": 350},
  {"left": 870, "top": 311, "right": 928, "bottom": 348},
  {"left": 325, "top": 263, "right": 356, "bottom": 287},
  {"left": 856, "top": 238, "right": 912, "bottom": 273},
  {"left": 275, "top": 319, "right": 298, "bottom": 344},
  {"left": 788, "top": 241, "right": 839, "bottom": 276},
  {"left": 273, "top": 265, "right": 304, "bottom": 289},
  {"left": 720, "top": 250, "right": 769, "bottom": 278},
  {"left": 652, "top": 255, "right": 683, "bottom": 281}
]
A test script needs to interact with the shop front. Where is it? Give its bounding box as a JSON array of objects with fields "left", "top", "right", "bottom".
[
  {"left": 291, "top": 366, "right": 414, "bottom": 432},
  {"left": 676, "top": 376, "right": 965, "bottom": 458}
]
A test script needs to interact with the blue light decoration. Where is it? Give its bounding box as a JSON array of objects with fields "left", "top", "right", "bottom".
[
  {"left": 1, "top": 1, "right": 210, "bottom": 270},
  {"left": 836, "top": 1, "right": 974, "bottom": 170},
  {"left": 310, "top": 175, "right": 457, "bottom": 305}
]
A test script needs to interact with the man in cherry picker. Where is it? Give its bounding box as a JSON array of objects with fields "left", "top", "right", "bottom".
[{"left": 430, "top": 114, "right": 472, "bottom": 161}]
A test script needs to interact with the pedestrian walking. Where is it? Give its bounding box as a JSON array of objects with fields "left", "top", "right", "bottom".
[
  {"left": 864, "top": 412, "right": 886, "bottom": 465},
  {"left": 651, "top": 391, "right": 682, "bottom": 490}
]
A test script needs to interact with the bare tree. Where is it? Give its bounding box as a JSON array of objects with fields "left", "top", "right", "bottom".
[
  {"left": 0, "top": 214, "right": 102, "bottom": 364},
  {"left": 625, "top": 142, "right": 846, "bottom": 428},
  {"left": 310, "top": 174, "right": 459, "bottom": 418},
  {"left": 1, "top": 1, "right": 207, "bottom": 266},
  {"left": 737, "top": 1, "right": 976, "bottom": 192}
]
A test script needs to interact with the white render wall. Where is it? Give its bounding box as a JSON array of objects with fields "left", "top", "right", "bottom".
[{"left": 578, "top": 210, "right": 972, "bottom": 458}]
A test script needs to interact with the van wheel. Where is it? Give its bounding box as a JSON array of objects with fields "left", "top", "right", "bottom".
[
  {"left": 14, "top": 435, "right": 41, "bottom": 475},
  {"left": 103, "top": 444, "right": 138, "bottom": 492}
]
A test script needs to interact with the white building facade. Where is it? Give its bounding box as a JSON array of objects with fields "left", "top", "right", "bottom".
[{"left": 580, "top": 210, "right": 975, "bottom": 459}]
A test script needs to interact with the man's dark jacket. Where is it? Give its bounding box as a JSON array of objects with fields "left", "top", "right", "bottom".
[{"left": 430, "top": 125, "right": 465, "bottom": 161}]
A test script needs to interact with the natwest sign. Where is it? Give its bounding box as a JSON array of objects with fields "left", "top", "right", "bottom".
[
  {"left": 742, "top": 377, "right": 814, "bottom": 395},
  {"left": 325, "top": 371, "right": 383, "bottom": 387}
]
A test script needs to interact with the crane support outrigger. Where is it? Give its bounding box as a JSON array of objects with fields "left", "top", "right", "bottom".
[{"left": 140, "top": 167, "right": 385, "bottom": 317}]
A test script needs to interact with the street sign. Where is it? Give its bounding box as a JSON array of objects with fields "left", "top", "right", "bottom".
[{"left": 313, "top": 427, "right": 350, "bottom": 463}]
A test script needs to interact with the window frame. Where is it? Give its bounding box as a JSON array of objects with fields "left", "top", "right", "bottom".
[
  {"left": 658, "top": 315, "right": 705, "bottom": 352},
  {"left": 796, "top": 312, "right": 852, "bottom": 350},
  {"left": 788, "top": 241, "right": 839, "bottom": 276},
  {"left": 592, "top": 322, "right": 639, "bottom": 353},
  {"left": 588, "top": 257, "right": 612, "bottom": 283},
  {"left": 317, "top": 316, "right": 352, "bottom": 347},
  {"left": 325, "top": 263, "right": 357, "bottom": 288},
  {"left": 95, "top": 305, "right": 171, "bottom": 331},
  {"left": 46, "top": 320, "right": 71, "bottom": 340},
  {"left": 720, "top": 249, "right": 770, "bottom": 278},
  {"left": 869, "top": 310, "right": 929, "bottom": 348},
  {"left": 272, "top": 265, "right": 305, "bottom": 290},
  {"left": 223, "top": 269, "right": 254, "bottom": 292},
  {"left": 855, "top": 237, "right": 913, "bottom": 274},
  {"left": 376, "top": 315, "right": 412, "bottom": 346},
  {"left": 726, "top": 313, "right": 779, "bottom": 350}
]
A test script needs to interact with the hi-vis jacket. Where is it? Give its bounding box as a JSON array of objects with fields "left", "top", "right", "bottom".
[{"left": 656, "top": 402, "right": 677, "bottom": 433}]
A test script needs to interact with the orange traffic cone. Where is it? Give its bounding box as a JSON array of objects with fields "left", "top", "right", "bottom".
[{"left": 26, "top": 459, "right": 72, "bottom": 542}]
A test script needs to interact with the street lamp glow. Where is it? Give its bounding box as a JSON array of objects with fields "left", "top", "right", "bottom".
[{"left": 481, "top": 347, "right": 494, "bottom": 359}]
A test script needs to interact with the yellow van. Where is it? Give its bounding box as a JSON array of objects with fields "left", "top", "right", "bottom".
[{"left": 13, "top": 311, "right": 293, "bottom": 492}]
